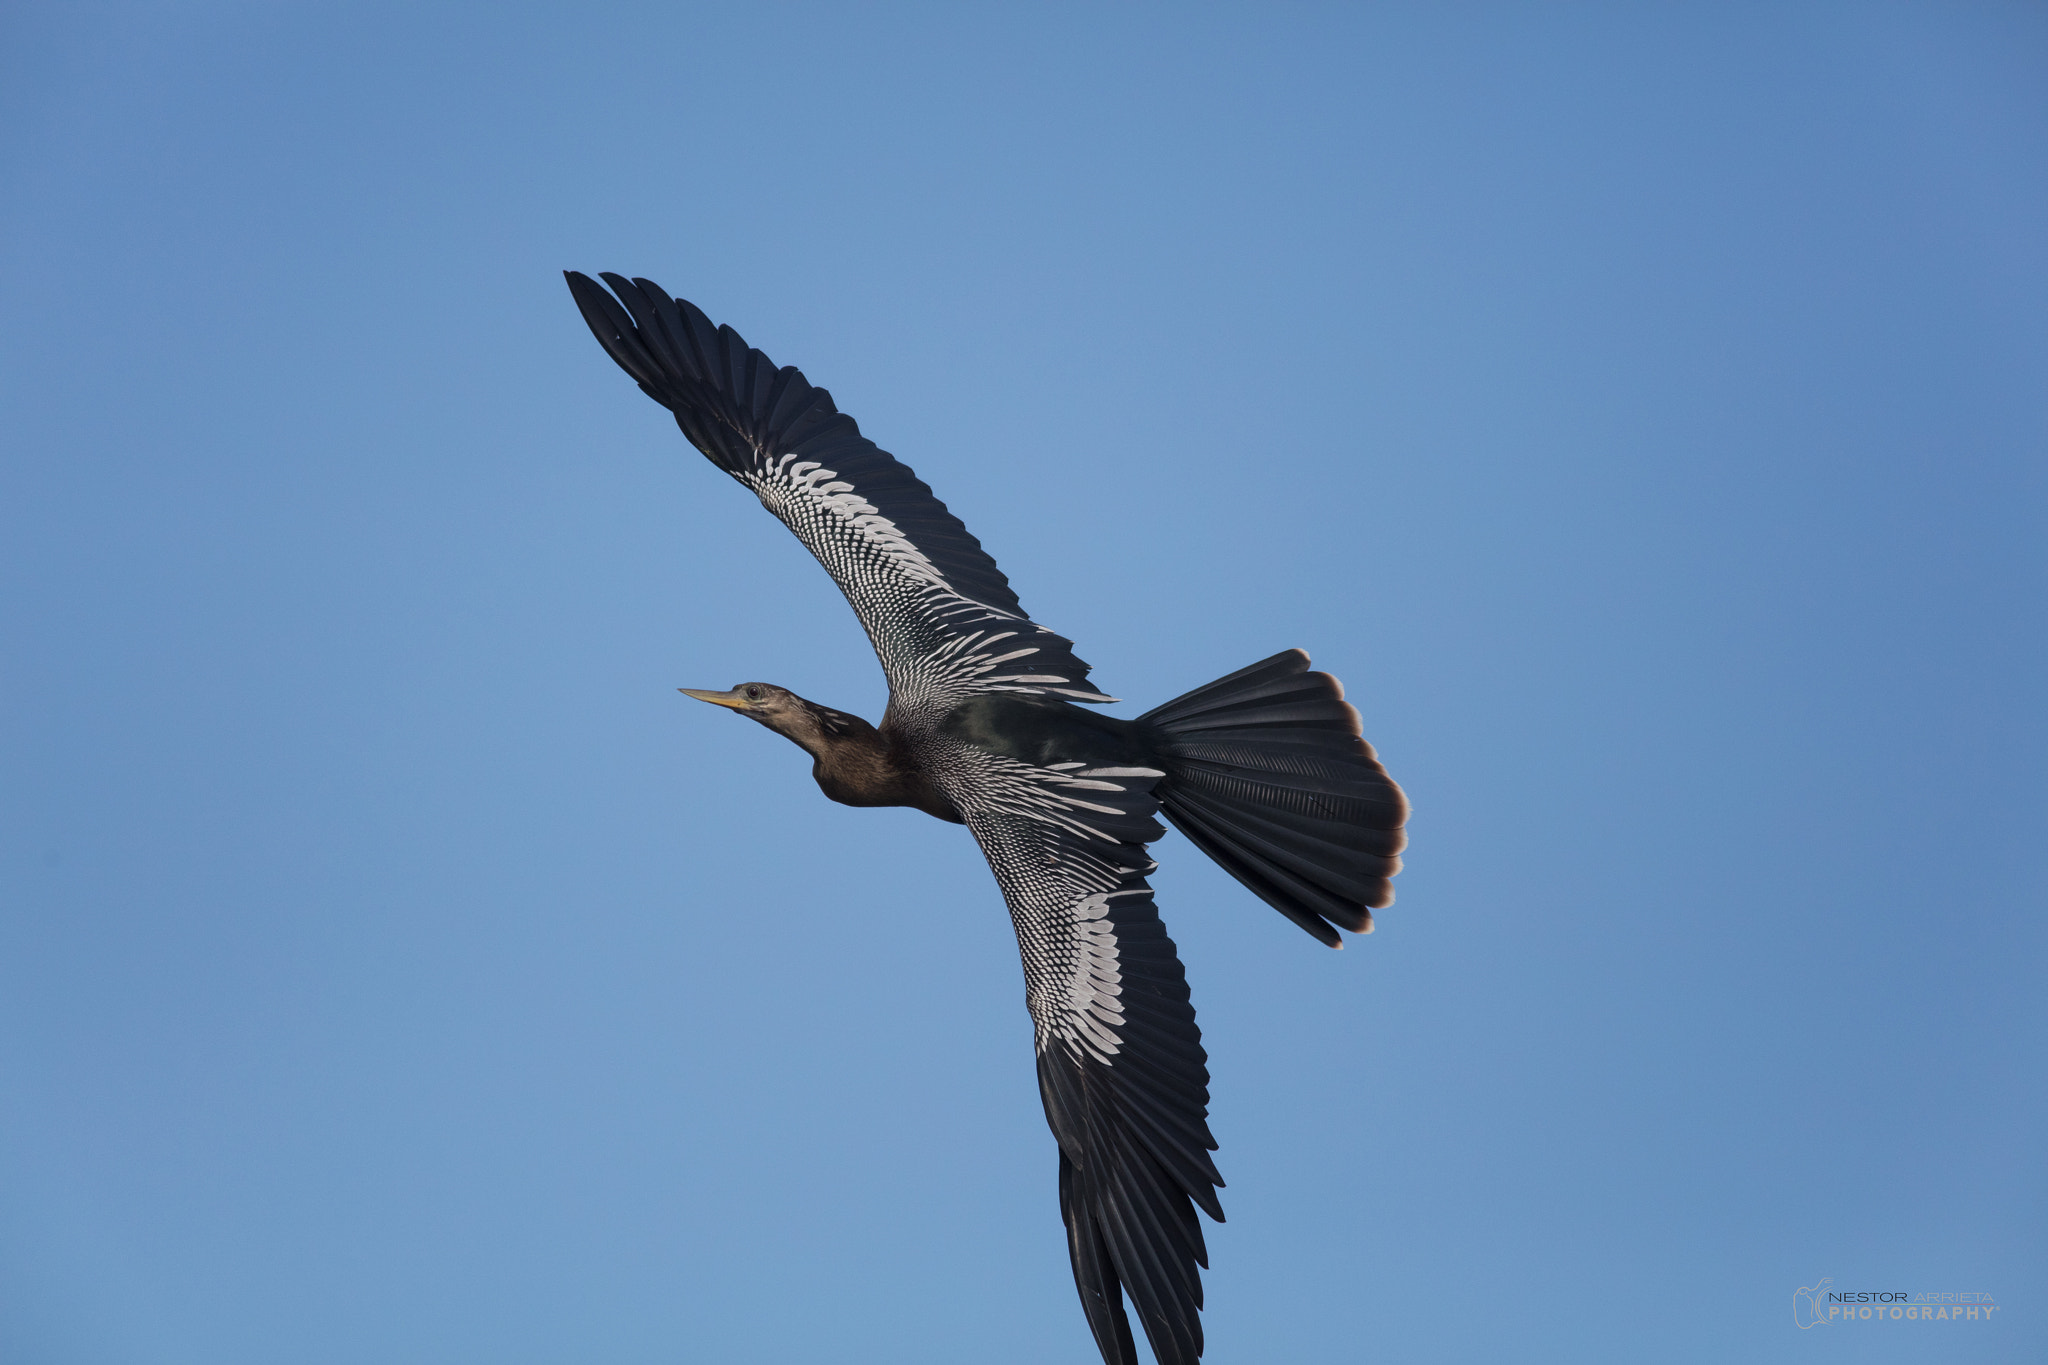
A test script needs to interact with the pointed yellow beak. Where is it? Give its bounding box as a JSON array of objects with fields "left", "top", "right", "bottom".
[{"left": 678, "top": 687, "right": 751, "bottom": 710}]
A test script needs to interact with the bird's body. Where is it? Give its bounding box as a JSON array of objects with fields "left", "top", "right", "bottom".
[{"left": 566, "top": 272, "right": 1408, "bottom": 1365}]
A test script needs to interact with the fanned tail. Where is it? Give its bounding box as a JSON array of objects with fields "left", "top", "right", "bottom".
[{"left": 1139, "top": 650, "right": 1409, "bottom": 948}]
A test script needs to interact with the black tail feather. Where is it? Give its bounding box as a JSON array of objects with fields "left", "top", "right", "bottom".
[{"left": 1141, "top": 650, "right": 1408, "bottom": 947}]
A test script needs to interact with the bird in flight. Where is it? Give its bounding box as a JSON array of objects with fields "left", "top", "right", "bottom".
[{"left": 564, "top": 272, "right": 1408, "bottom": 1365}]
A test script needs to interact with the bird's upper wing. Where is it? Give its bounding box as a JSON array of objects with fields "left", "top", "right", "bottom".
[
  {"left": 565, "top": 272, "right": 1113, "bottom": 712},
  {"left": 936, "top": 747, "right": 1223, "bottom": 1365}
]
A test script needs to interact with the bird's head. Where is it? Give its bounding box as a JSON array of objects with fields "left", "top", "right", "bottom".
[{"left": 678, "top": 682, "right": 874, "bottom": 756}]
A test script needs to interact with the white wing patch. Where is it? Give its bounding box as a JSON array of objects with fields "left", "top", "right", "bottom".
[
  {"left": 744, "top": 454, "right": 1115, "bottom": 707},
  {"left": 1057, "top": 889, "right": 1144, "bottom": 1061},
  {"left": 924, "top": 628, "right": 1114, "bottom": 694},
  {"left": 976, "top": 759, "right": 1164, "bottom": 844},
  {"left": 751, "top": 453, "right": 947, "bottom": 586},
  {"left": 940, "top": 747, "right": 1166, "bottom": 1063}
]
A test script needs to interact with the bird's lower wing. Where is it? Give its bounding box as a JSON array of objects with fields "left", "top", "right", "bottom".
[
  {"left": 564, "top": 272, "right": 1112, "bottom": 712},
  {"left": 948, "top": 752, "right": 1224, "bottom": 1365}
]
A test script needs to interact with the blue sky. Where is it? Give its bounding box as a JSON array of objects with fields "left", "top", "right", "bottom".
[{"left": 2, "top": 4, "right": 2042, "bottom": 1362}]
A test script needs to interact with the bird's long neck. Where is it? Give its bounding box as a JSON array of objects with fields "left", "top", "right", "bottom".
[{"left": 767, "top": 702, "right": 962, "bottom": 823}]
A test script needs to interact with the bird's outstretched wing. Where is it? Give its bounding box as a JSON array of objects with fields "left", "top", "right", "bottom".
[
  {"left": 942, "top": 749, "right": 1223, "bottom": 1365},
  {"left": 564, "top": 272, "right": 1113, "bottom": 712}
]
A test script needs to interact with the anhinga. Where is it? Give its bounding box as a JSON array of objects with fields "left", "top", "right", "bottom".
[{"left": 565, "top": 272, "right": 1408, "bottom": 1365}]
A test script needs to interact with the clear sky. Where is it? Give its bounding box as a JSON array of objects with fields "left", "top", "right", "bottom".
[{"left": 2, "top": 4, "right": 2042, "bottom": 1362}]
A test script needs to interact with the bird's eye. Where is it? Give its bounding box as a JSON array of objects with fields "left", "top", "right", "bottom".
[{"left": 744, "top": 685, "right": 765, "bottom": 701}]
